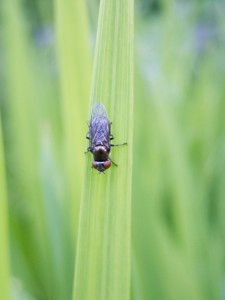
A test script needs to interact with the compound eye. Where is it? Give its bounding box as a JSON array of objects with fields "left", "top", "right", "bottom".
[
  {"left": 103, "top": 160, "right": 111, "bottom": 170},
  {"left": 92, "top": 161, "right": 98, "bottom": 169},
  {"left": 92, "top": 161, "right": 111, "bottom": 172}
]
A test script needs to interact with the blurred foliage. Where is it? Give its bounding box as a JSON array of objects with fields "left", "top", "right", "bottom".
[
  {"left": 0, "top": 0, "right": 225, "bottom": 299},
  {"left": 0, "top": 116, "right": 10, "bottom": 300}
]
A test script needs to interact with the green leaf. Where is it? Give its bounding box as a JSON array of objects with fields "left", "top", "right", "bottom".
[
  {"left": 0, "top": 116, "right": 10, "bottom": 300},
  {"left": 73, "top": 0, "right": 133, "bottom": 299},
  {"left": 54, "top": 0, "right": 92, "bottom": 236}
]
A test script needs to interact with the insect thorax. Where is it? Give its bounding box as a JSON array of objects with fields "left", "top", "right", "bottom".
[{"left": 92, "top": 145, "right": 109, "bottom": 161}]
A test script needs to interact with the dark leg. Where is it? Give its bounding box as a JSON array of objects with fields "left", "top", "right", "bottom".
[
  {"left": 109, "top": 157, "right": 118, "bottom": 166},
  {"left": 84, "top": 147, "right": 91, "bottom": 154},
  {"left": 110, "top": 142, "right": 127, "bottom": 147}
]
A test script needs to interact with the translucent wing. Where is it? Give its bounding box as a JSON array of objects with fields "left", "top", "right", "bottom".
[
  {"left": 89, "top": 102, "right": 110, "bottom": 149},
  {"left": 90, "top": 102, "right": 108, "bottom": 120}
]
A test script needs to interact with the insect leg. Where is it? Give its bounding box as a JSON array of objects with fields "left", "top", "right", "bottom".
[
  {"left": 109, "top": 157, "right": 118, "bottom": 167},
  {"left": 84, "top": 147, "right": 91, "bottom": 154},
  {"left": 110, "top": 142, "right": 127, "bottom": 147}
]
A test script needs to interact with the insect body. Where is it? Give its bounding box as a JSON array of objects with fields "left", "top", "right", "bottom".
[{"left": 86, "top": 102, "right": 126, "bottom": 173}]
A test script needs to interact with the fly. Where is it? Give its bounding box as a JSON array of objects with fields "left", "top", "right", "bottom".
[{"left": 85, "top": 102, "right": 127, "bottom": 173}]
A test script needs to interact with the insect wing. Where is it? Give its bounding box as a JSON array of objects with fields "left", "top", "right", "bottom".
[
  {"left": 90, "top": 102, "right": 110, "bottom": 148},
  {"left": 90, "top": 102, "right": 108, "bottom": 120}
]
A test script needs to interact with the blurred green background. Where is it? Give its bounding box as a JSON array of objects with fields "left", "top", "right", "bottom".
[{"left": 0, "top": 0, "right": 225, "bottom": 299}]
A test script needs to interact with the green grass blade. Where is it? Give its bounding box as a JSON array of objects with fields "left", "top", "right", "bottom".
[
  {"left": 73, "top": 0, "right": 133, "bottom": 299},
  {"left": 0, "top": 116, "right": 10, "bottom": 300},
  {"left": 54, "top": 0, "right": 92, "bottom": 236}
]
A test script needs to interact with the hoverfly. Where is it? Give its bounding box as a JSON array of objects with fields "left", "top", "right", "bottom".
[{"left": 85, "top": 102, "right": 126, "bottom": 173}]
